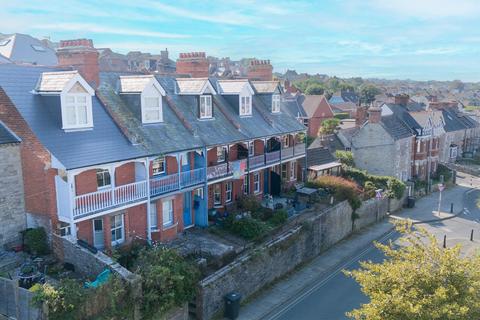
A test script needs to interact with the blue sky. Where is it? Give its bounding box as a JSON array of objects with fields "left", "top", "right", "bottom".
[{"left": 2, "top": 0, "right": 480, "bottom": 81}]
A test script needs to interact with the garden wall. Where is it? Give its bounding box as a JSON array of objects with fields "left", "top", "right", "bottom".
[{"left": 196, "top": 197, "right": 392, "bottom": 319}]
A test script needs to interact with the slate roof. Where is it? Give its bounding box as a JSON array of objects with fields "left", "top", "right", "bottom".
[
  {"left": 251, "top": 81, "right": 280, "bottom": 94},
  {"left": 442, "top": 108, "right": 478, "bottom": 132},
  {"left": 216, "top": 79, "right": 250, "bottom": 94},
  {"left": 306, "top": 147, "right": 336, "bottom": 168},
  {"left": 35, "top": 71, "right": 78, "bottom": 92},
  {"left": 0, "top": 120, "right": 21, "bottom": 145},
  {"left": 0, "top": 64, "right": 145, "bottom": 169},
  {"left": 329, "top": 90, "right": 359, "bottom": 104},
  {"left": 0, "top": 33, "right": 57, "bottom": 66},
  {"left": 380, "top": 115, "right": 415, "bottom": 140},
  {"left": 118, "top": 75, "right": 157, "bottom": 93},
  {"left": 283, "top": 95, "right": 307, "bottom": 118}
]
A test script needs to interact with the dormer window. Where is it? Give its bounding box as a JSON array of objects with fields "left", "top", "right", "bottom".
[
  {"left": 200, "top": 95, "right": 213, "bottom": 119},
  {"left": 142, "top": 96, "right": 163, "bottom": 123},
  {"left": 272, "top": 94, "right": 281, "bottom": 113},
  {"left": 63, "top": 93, "right": 92, "bottom": 128},
  {"left": 240, "top": 95, "right": 252, "bottom": 116}
]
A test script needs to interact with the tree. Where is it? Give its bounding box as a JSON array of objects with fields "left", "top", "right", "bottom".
[
  {"left": 305, "top": 83, "right": 326, "bottom": 95},
  {"left": 345, "top": 222, "right": 480, "bottom": 320},
  {"left": 359, "top": 84, "right": 381, "bottom": 104},
  {"left": 335, "top": 150, "right": 355, "bottom": 167},
  {"left": 318, "top": 118, "right": 340, "bottom": 135}
]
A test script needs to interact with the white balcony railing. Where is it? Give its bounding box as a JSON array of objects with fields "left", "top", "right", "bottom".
[
  {"left": 73, "top": 180, "right": 148, "bottom": 219},
  {"left": 207, "top": 162, "right": 229, "bottom": 180},
  {"left": 249, "top": 154, "right": 265, "bottom": 169},
  {"left": 266, "top": 150, "right": 281, "bottom": 164},
  {"left": 294, "top": 143, "right": 306, "bottom": 155},
  {"left": 180, "top": 168, "right": 205, "bottom": 188},
  {"left": 282, "top": 147, "right": 294, "bottom": 159}
]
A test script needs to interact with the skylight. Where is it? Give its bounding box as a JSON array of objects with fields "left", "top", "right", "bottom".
[{"left": 31, "top": 45, "right": 46, "bottom": 52}]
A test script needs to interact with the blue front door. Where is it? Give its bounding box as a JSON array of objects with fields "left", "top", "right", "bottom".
[{"left": 183, "top": 191, "right": 193, "bottom": 227}]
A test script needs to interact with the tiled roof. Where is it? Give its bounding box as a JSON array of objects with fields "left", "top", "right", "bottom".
[
  {"left": 306, "top": 147, "right": 336, "bottom": 168},
  {"left": 0, "top": 64, "right": 145, "bottom": 169},
  {"left": 118, "top": 75, "right": 156, "bottom": 93},
  {"left": 298, "top": 95, "right": 333, "bottom": 118},
  {"left": 216, "top": 79, "right": 250, "bottom": 94},
  {"left": 36, "top": 71, "right": 78, "bottom": 92},
  {"left": 175, "top": 78, "right": 212, "bottom": 95},
  {"left": 251, "top": 81, "right": 280, "bottom": 94},
  {"left": 0, "top": 120, "right": 20, "bottom": 145}
]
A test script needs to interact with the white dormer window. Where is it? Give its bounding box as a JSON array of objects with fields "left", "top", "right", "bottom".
[
  {"left": 272, "top": 94, "right": 281, "bottom": 113},
  {"left": 63, "top": 93, "right": 91, "bottom": 128},
  {"left": 142, "top": 96, "right": 163, "bottom": 123},
  {"left": 240, "top": 95, "right": 252, "bottom": 116},
  {"left": 200, "top": 95, "right": 212, "bottom": 119}
]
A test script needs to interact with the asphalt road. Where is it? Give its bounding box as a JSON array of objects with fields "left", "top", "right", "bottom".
[{"left": 269, "top": 182, "right": 480, "bottom": 320}]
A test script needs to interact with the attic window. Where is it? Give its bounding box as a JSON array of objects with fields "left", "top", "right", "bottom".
[
  {"left": 240, "top": 95, "right": 252, "bottom": 116},
  {"left": 62, "top": 93, "right": 93, "bottom": 129},
  {"left": 200, "top": 95, "right": 212, "bottom": 119},
  {"left": 272, "top": 94, "right": 281, "bottom": 113},
  {"left": 142, "top": 96, "right": 163, "bottom": 123},
  {"left": 31, "top": 45, "right": 46, "bottom": 52}
]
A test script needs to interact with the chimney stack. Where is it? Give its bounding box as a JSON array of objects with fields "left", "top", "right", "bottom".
[
  {"left": 368, "top": 106, "right": 382, "bottom": 123},
  {"left": 176, "top": 52, "right": 209, "bottom": 77},
  {"left": 355, "top": 105, "right": 368, "bottom": 126},
  {"left": 247, "top": 59, "right": 273, "bottom": 81},
  {"left": 56, "top": 39, "right": 99, "bottom": 88},
  {"left": 394, "top": 94, "right": 410, "bottom": 106}
]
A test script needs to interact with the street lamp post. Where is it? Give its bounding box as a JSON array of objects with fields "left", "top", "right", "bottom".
[{"left": 437, "top": 183, "right": 445, "bottom": 216}]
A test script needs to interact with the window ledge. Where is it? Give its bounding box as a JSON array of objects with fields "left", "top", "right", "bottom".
[
  {"left": 198, "top": 117, "right": 215, "bottom": 121},
  {"left": 162, "top": 222, "right": 178, "bottom": 231},
  {"left": 213, "top": 204, "right": 223, "bottom": 208}
]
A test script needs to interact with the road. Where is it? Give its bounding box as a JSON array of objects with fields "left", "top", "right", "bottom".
[{"left": 268, "top": 176, "right": 480, "bottom": 320}]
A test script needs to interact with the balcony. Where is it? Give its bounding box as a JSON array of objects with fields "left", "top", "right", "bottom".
[
  {"left": 249, "top": 154, "right": 265, "bottom": 169},
  {"left": 266, "top": 150, "right": 280, "bottom": 164},
  {"left": 294, "top": 143, "right": 306, "bottom": 155},
  {"left": 207, "top": 162, "right": 229, "bottom": 180},
  {"left": 282, "top": 146, "right": 294, "bottom": 159},
  {"left": 73, "top": 180, "right": 148, "bottom": 219},
  {"left": 150, "top": 168, "right": 205, "bottom": 197}
]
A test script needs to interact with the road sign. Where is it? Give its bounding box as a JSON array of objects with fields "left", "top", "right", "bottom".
[{"left": 438, "top": 183, "right": 445, "bottom": 192}]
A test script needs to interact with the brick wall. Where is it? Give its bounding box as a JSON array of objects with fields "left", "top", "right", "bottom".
[
  {"left": 207, "top": 148, "right": 217, "bottom": 166},
  {"left": 176, "top": 52, "right": 209, "bottom": 78},
  {"left": 247, "top": 60, "right": 273, "bottom": 81},
  {"left": 115, "top": 162, "right": 135, "bottom": 186},
  {"left": 57, "top": 39, "right": 99, "bottom": 88},
  {"left": 0, "top": 143, "right": 26, "bottom": 247},
  {"left": 254, "top": 140, "right": 264, "bottom": 155},
  {"left": 151, "top": 194, "right": 184, "bottom": 242},
  {"left": 75, "top": 169, "right": 98, "bottom": 195}
]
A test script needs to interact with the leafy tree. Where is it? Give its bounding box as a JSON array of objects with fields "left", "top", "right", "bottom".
[
  {"left": 318, "top": 118, "right": 340, "bottom": 135},
  {"left": 335, "top": 150, "right": 355, "bottom": 167},
  {"left": 346, "top": 222, "right": 480, "bottom": 320},
  {"left": 359, "top": 84, "right": 381, "bottom": 104},
  {"left": 305, "top": 83, "right": 326, "bottom": 95}
]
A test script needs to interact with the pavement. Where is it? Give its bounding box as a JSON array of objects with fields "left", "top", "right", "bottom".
[{"left": 237, "top": 176, "right": 480, "bottom": 320}]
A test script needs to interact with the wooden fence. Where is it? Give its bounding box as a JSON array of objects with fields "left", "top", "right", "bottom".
[{"left": 0, "top": 277, "right": 42, "bottom": 320}]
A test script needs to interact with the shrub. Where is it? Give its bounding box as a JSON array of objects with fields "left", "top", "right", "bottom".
[
  {"left": 364, "top": 181, "right": 376, "bottom": 199},
  {"left": 237, "top": 195, "right": 261, "bottom": 213},
  {"left": 432, "top": 163, "right": 452, "bottom": 183},
  {"left": 229, "top": 217, "right": 270, "bottom": 240},
  {"left": 268, "top": 209, "right": 288, "bottom": 226},
  {"left": 134, "top": 248, "right": 200, "bottom": 317},
  {"left": 335, "top": 150, "right": 355, "bottom": 167},
  {"left": 23, "top": 227, "right": 49, "bottom": 255},
  {"left": 308, "top": 175, "right": 362, "bottom": 210},
  {"left": 334, "top": 112, "right": 350, "bottom": 120},
  {"left": 343, "top": 168, "right": 405, "bottom": 200}
]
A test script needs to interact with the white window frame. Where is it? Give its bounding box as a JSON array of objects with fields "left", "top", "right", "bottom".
[
  {"left": 449, "top": 146, "right": 458, "bottom": 159},
  {"left": 110, "top": 214, "right": 124, "bottom": 246},
  {"left": 61, "top": 93, "right": 93, "bottom": 130},
  {"left": 150, "top": 202, "right": 158, "bottom": 231},
  {"left": 194, "top": 187, "right": 204, "bottom": 199},
  {"left": 59, "top": 222, "right": 71, "bottom": 237},
  {"left": 290, "top": 161, "right": 296, "bottom": 181},
  {"left": 283, "top": 136, "right": 289, "bottom": 148},
  {"left": 240, "top": 95, "right": 252, "bottom": 116},
  {"left": 417, "top": 140, "right": 421, "bottom": 153},
  {"left": 226, "top": 181, "right": 233, "bottom": 203},
  {"left": 152, "top": 157, "right": 165, "bottom": 175},
  {"left": 253, "top": 172, "right": 260, "bottom": 194},
  {"left": 199, "top": 95, "right": 213, "bottom": 119},
  {"left": 162, "top": 199, "right": 174, "bottom": 227},
  {"left": 272, "top": 94, "right": 281, "bottom": 113},
  {"left": 142, "top": 96, "right": 163, "bottom": 123},
  {"left": 281, "top": 163, "right": 288, "bottom": 180},
  {"left": 217, "top": 146, "right": 227, "bottom": 162},
  {"left": 96, "top": 169, "right": 111, "bottom": 190},
  {"left": 214, "top": 184, "right": 222, "bottom": 206},
  {"left": 243, "top": 177, "right": 249, "bottom": 195},
  {"left": 248, "top": 141, "right": 254, "bottom": 156}
]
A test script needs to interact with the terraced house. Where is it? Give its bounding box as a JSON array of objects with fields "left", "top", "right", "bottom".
[{"left": 0, "top": 39, "right": 306, "bottom": 251}]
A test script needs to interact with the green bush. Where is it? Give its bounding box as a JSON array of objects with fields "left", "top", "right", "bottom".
[
  {"left": 364, "top": 181, "right": 376, "bottom": 199},
  {"left": 24, "top": 227, "right": 49, "bottom": 255},
  {"left": 229, "top": 217, "right": 270, "bottom": 240},
  {"left": 268, "top": 209, "right": 288, "bottom": 226},
  {"left": 334, "top": 112, "right": 350, "bottom": 120},
  {"left": 432, "top": 164, "right": 452, "bottom": 183},
  {"left": 335, "top": 150, "right": 355, "bottom": 167},
  {"left": 308, "top": 175, "right": 362, "bottom": 210},
  {"left": 343, "top": 168, "right": 406, "bottom": 200},
  {"left": 237, "top": 195, "right": 261, "bottom": 213},
  {"left": 134, "top": 248, "right": 200, "bottom": 317}
]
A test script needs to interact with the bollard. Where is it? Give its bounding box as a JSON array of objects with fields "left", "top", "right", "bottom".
[
  {"left": 443, "top": 235, "right": 447, "bottom": 248},
  {"left": 471, "top": 230, "right": 474, "bottom": 242},
  {"left": 450, "top": 203, "right": 454, "bottom": 213}
]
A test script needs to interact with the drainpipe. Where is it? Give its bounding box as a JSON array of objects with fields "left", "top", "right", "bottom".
[
  {"left": 145, "top": 157, "right": 152, "bottom": 242},
  {"left": 67, "top": 171, "right": 77, "bottom": 241}
]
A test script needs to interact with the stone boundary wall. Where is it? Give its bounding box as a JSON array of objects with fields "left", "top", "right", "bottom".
[{"left": 197, "top": 197, "right": 392, "bottom": 319}]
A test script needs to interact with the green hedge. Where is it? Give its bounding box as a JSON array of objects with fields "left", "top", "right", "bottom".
[
  {"left": 343, "top": 168, "right": 405, "bottom": 199},
  {"left": 306, "top": 175, "right": 362, "bottom": 210}
]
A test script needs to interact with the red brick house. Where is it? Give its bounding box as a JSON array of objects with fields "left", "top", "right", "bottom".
[{"left": 289, "top": 95, "right": 335, "bottom": 137}]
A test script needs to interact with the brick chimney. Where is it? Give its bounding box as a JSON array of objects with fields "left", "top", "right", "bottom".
[
  {"left": 57, "top": 39, "right": 99, "bottom": 88},
  {"left": 394, "top": 94, "right": 410, "bottom": 106},
  {"left": 247, "top": 59, "right": 273, "bottom": 81},
  {"left": 355, "top": 105, "right": 368, "bottom": 126},
  {"left": 368, "top": 106, "right": 382, "bottom": 123},
  {"left": 176, "top": 52, "right": 209, "bottom": 77}
]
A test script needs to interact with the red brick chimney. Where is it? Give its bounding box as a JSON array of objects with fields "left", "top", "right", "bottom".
[
  {"left": 247, "top": 59, "right": 273, "bottom": 81},
  {"left": 355, "top": 105, "right": 368, "bottom": 126},
  {"left": 394, "top": 94, "right": 410, "bottom": 106},
  {"left": 176, "top": 52, "right": 209, "bottom": 78},
  {"left": 368, "top": 106, "right": 382, "bottom": 123},
  {"left": 57, "top": 39, "right": 99, "bottom": 88}
]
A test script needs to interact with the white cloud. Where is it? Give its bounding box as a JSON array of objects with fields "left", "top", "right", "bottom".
[
  {"left": 34, "top": 23, "right": 190, "bottom": 39},
  {"left": 369, "top": 0, "right": 480, "bottom": 19},
  {"left": 414, "top": 47, "right": 461, "bottom": 55}
]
